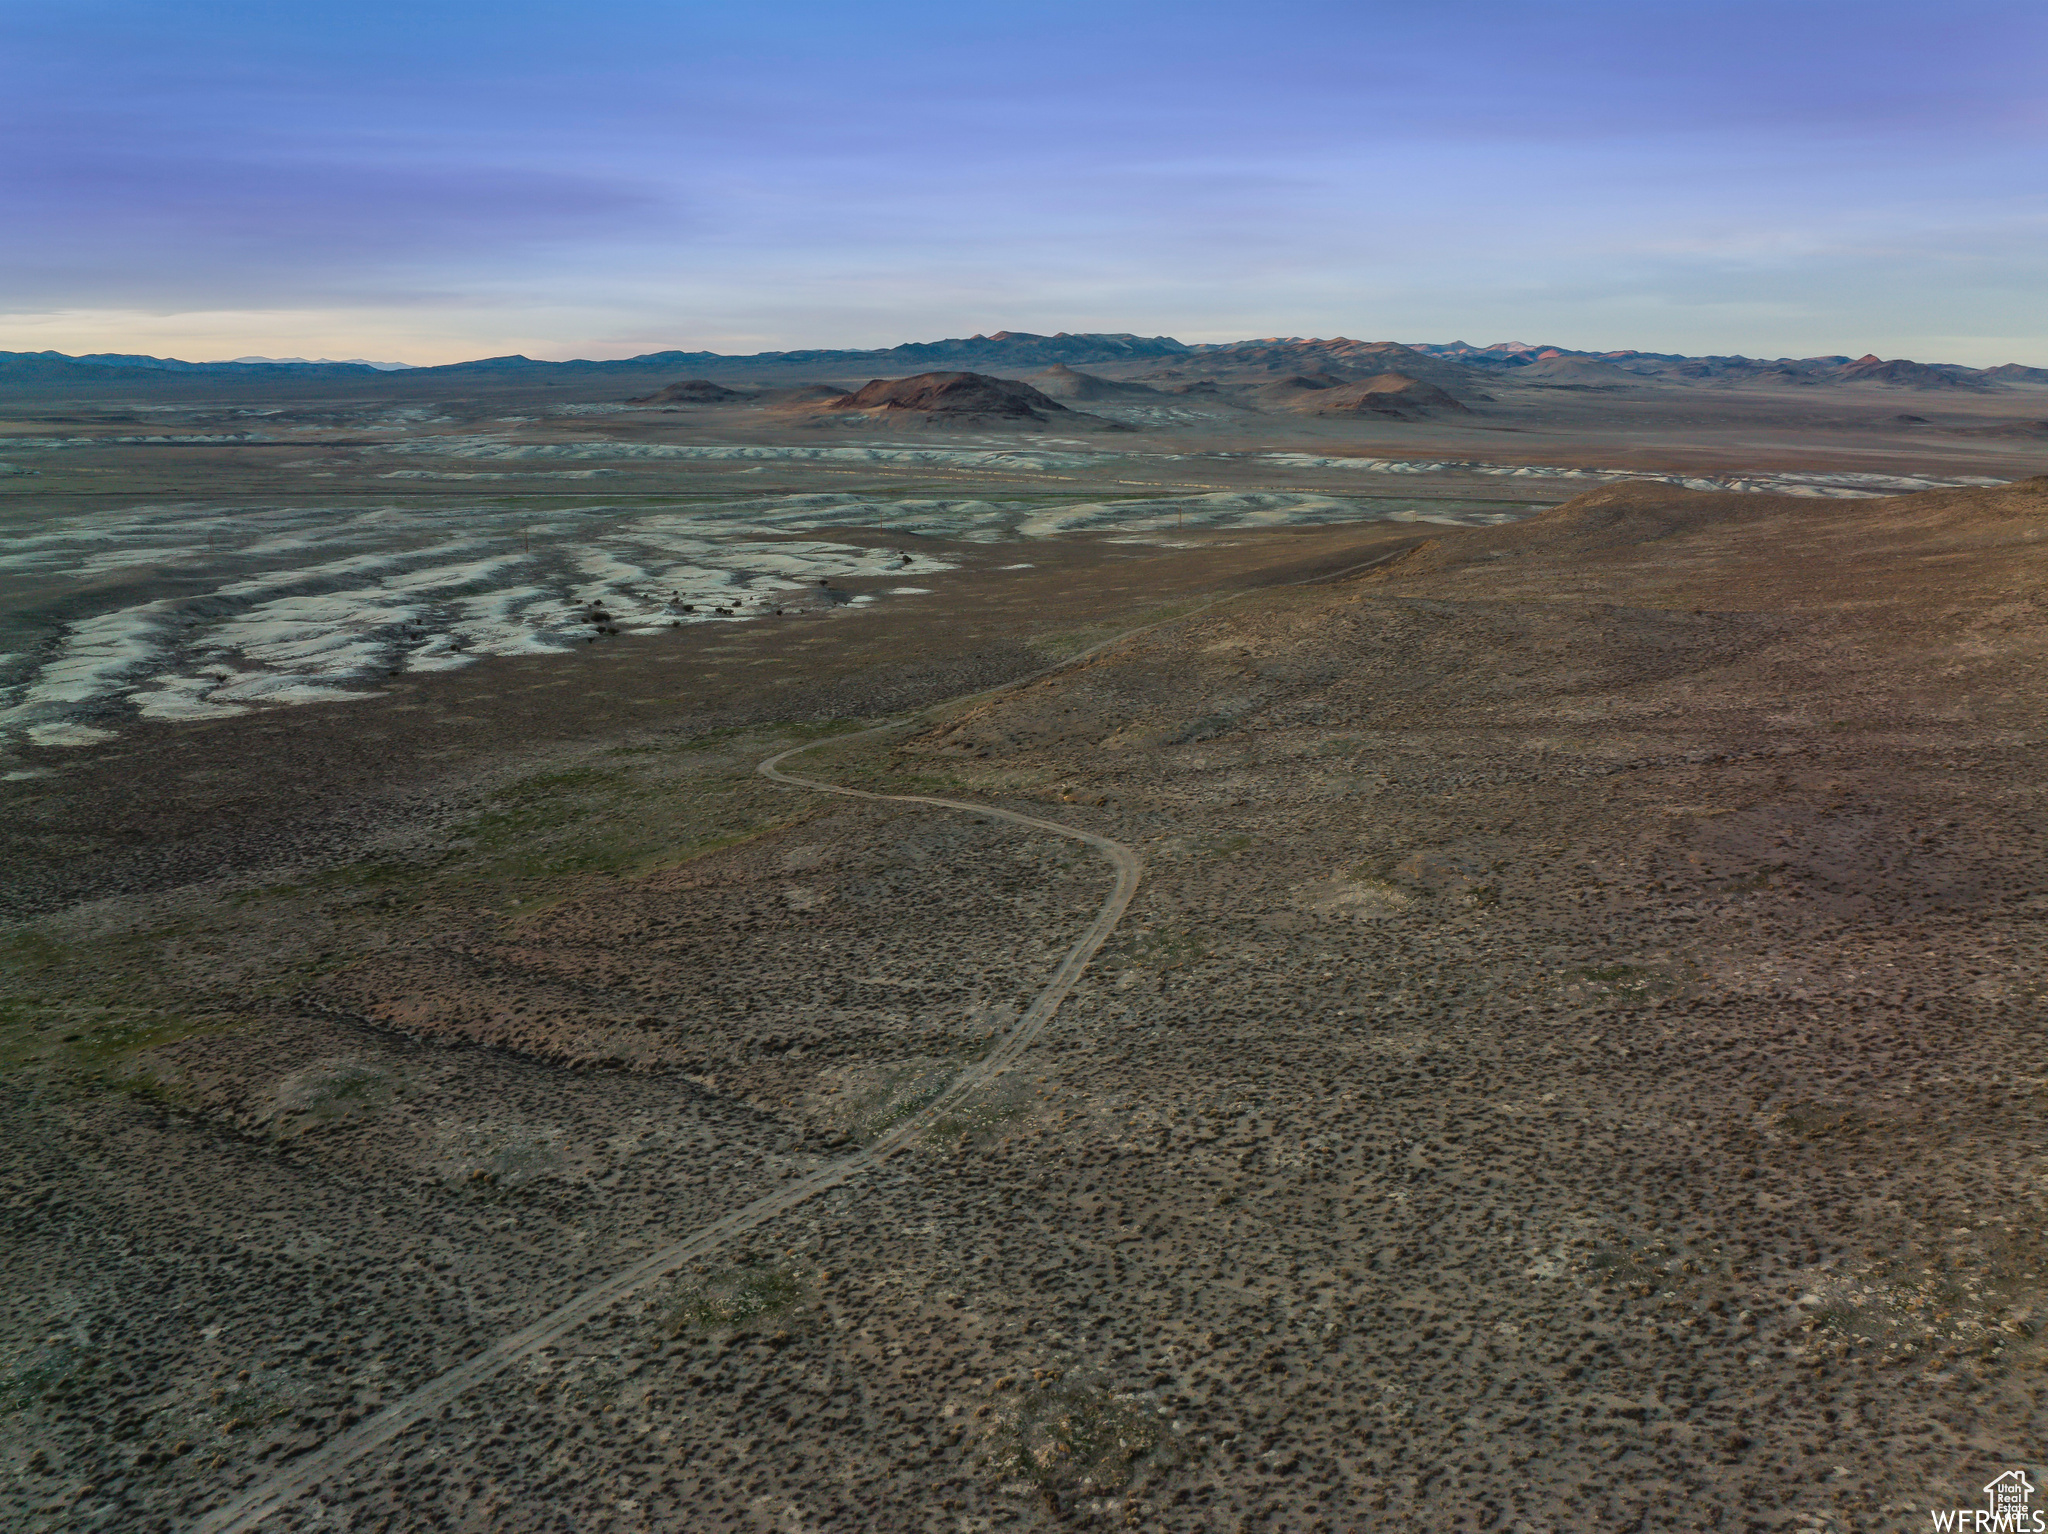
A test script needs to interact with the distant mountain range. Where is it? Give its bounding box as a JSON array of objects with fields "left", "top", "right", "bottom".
[
  {"left": 224, "top": 355, "right": 414, "bottom": 369},
  {"left": 2, "top": 331, "right": 2043, "bottom": 388},
  {"left": 1402, "top": 341, "right": 2048, "bottom": 389},
  {"left": 0, "top": 350, "right": 414, "bottom": 380},
  {"left": 405, "top": 331, "right": 1196, "bottom": 377}
]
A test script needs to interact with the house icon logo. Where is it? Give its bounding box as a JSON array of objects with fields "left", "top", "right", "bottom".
[{"left": 1932, "top": 1469, "right": 2045, "bottom": 1531}]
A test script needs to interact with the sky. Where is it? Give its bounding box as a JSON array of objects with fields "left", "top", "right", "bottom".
[{"left": 2, "top": 0, "right": 2044, "bottom": 366}]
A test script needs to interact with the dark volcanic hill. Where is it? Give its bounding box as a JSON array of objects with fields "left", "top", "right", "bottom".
[
  {"left": 1251, "top": 372, "right": 1352, "bottom": 400},
  {"left": 818, "top": 370, "right": 1100, "bottom": 426},
  {"left": 627, "top": 378, "right": 747, "bottom": 404},
  {"left": 757, "top": 382, "right": 849, "bottom": 405},
  {"left": 1285, "top": 372, "right": 1471, "bottom": 415}
]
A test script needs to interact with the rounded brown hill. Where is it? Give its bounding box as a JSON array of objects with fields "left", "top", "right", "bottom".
[{"left": 823, "top": 370, "right": 1076, "bottom": 422}]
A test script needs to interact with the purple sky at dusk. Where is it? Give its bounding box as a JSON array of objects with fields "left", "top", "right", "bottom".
[{"left": 3, "top": 0, "right": 2044, "bottom": 364}]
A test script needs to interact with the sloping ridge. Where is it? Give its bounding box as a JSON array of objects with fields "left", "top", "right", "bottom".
[
  {"left": 1509, "top": 355, "right": 1645, "bottom": 387},
  {"left": 1366, "top": 476, "right": 2048, "bottom": 605},
  {"left": 1369, "top": 482, "right": 1766, "bottom": 577},
  {"left": 1501, "top": 481, "right": 1778, "bottom": 544},
  {"left": 1165, "top": 337, "right": 1488, "bottom": 394},
  {"left": 1024, "top": 364, "right": 1161, "bottom": 401}
]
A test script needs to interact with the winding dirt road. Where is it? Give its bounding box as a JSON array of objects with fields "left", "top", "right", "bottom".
[
  {"left": 193, "top": 701, "right": 1147, "bottom": 1534},
  {"left": 190, "top": 547, "right": 1415, "bottom": 1532}
]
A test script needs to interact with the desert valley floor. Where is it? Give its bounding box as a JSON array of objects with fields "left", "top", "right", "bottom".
[{"left": 4, "top": 347, "right": 2048, "bottom": 1532}]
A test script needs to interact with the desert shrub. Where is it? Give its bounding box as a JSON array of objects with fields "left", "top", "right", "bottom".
[
  {"left": 1799, "top": 1231, "right": 2048, "bottom": 1362},
  {"left": 1585, "top": 1244, "right": 1687, "bottom": 1297},
  {"left": 1577, "top": 962, "right": 1643, "bottom": 985},
  {"left": 260, "top": 1056, "right": 402, "bottom": 1135},
  {"left": 924, "top": 1074, "right": 1035, "bottom": 1147},
  {"left": 1118, "top": 926, "right": 1211, "bottom": 969},
  {"left": 212, "top": 1379, "right": 293, "bottom": 1434},
  {"left": 840, "top": 1066, "right": 955, "bottom": 1143},
  {"left": 1, "top": 1340, "right": 90, "bottom": 1411},
  {"left": 659, "top": 1259, "right": 810, "bottom": 1338},
  {"left": 1297, "top": 874, "right": 1412, "bottom": 919},
  {"left": 983, "top": 1370, "right": 1182, "bottom": 1507},
  {"left": 1567, "top": 957, "right": 1698, "bottom": 999},
  {"left": 1776, "top": 1101, "right": 1869, "bottom": 1143},
  {"left": 438, "top": 1121, "right": 566, "bottom": 1191},
  {"left": 468, "top": 1137, "right": 562, "bottom": 1188},
  {"left": 104, "top": 1057, "right": 195, "bottom": 1109}
]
